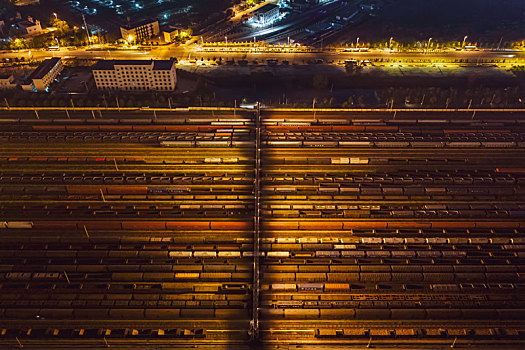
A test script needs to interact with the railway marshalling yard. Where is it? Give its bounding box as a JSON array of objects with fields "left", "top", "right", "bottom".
[{"left": 0, "top": 107, "right": 525, "bottom": 349}]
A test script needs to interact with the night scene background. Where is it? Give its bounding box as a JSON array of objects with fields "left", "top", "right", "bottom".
[{"left": 0, "top": 0, "right": 524, "bottom": 349}]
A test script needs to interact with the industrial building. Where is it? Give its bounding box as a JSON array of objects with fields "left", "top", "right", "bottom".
[
  {"left": 252, "top": 3, "right": 280, "bottom": 26},
  {"left": 120, "top": 20, "right": 160, "bottom": 42},
  {"left": 20, "top": 57, "right": 63, "bottom": 92},
  {"left": 13, "top": 16, "right": 42, "bottom": 36},
  {"left": 0, "top": 74, "right": 16, "bottom": 89},
  {"left": 162, "top": 26, "right": 182, "bottom": 43},
  {"left": 92, "top": 59, "right": 177, "bottom": 91}
]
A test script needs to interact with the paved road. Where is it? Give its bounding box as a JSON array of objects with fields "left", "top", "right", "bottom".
[{"left": 3, "top": 45, "right": 524, "bottom": 66}]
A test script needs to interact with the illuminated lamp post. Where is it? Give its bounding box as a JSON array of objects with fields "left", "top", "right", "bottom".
[{"left": 462, "top": 35, "right": 468, "bottom": 49}]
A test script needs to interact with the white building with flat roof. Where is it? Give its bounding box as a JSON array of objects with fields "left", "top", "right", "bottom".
[{"left": 92, "top": 59, "right": 177, "bottom": 91}]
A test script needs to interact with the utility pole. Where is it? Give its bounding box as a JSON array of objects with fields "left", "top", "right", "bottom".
[
  {"left": 82, "top": 14, "right": 91, "bottom": 46},
  {"left": 497, "top": 36, "right": 503, "bottom": 51}
]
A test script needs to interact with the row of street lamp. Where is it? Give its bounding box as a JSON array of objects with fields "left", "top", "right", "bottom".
[
  {"left": 351, "top": 35, "right": 470, "bottom": 50},
  {"left": 217, "top": 34, "right": 473, "bottom": 51}
]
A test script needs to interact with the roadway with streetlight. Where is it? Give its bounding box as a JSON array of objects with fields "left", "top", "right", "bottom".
[{"left": 1, "top": 43, "right": 524, "bottom": 68}]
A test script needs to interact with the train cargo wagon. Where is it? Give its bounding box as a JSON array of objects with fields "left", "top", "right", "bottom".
[
  {"left": 324, "top": 283, "right": 350, "bottom": 291},
  {"left": 297, "top": 283, "right": 324, "bottom": 292}
]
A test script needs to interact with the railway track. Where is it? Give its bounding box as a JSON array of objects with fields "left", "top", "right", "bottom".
[{"left": 0, "top": 108, "right": 524, "bottom": 348}]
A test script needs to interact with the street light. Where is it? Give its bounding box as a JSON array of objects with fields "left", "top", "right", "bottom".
[
  {"left": 427, "top": 37, "right": 432, "bottom": 51},
  {"left": 356, "top": 37, "right": 359, "bottom": 48},
  {"left": 389, "top": 37, "right": 393, "bottom": 50},
  {"left": 53, "top": 12, "right": 58, "bottom": 19},
  {"left": 462, "top": 35, "right": 468, "bottom": 49}
]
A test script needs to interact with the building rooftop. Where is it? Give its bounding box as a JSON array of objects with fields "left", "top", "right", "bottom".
[
  {"left": 28, "top": 57, "right": 61, "bottom": 80},
  {"left": 121, "top": 19, "right": 159, "bottom": 30},
  {"left": 92, "top": 59, "right": 175, "bottom": 71},
  {"left": 16, "top": 20, "right": 37, "bottom": 28},
  {"left": 152, "top": 60, "right": 176, "bottom": 70},
  {"left": 254, "top": 3, "right": 279, "bottom": 15},
  {"left": 162, "top": 25, "right": 182, "bottom": 34}
]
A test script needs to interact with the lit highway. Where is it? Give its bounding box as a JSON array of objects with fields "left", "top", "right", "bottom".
[
  {"left": 2, "top": 45, "right": 524, "bottom": 66},
  {"left": 0, "top": 108, "right": 524, "bottom": 348}
]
